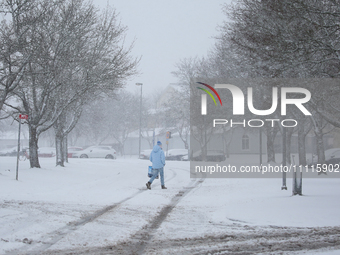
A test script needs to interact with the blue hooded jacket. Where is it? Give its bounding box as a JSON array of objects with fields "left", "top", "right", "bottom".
[{"left": 149, "top": 145, "right": 165, "bottom": 169}]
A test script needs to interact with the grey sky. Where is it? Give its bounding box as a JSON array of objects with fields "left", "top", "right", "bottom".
[{"left": 94, "top": 0, "right": 230, "bottom": 95}]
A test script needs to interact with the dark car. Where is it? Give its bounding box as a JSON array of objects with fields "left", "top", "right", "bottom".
[
  {"left": 325, "top": 157, "right": 340, "bottom": 167},
  {"left": 0, "top": 147, "right": 28, "bottom": 157},
  {"left": 0, "top": 147, "right": 17, "bottom": 156},
  {"left": 192, "top": 150, "right": 226, "bottom": 162},
  {"left": 309, "top": 149, "right": 340, "bottom": 169},
  {"left": 308, "top": 157, "right": 340, "bottom": 175},
  {"left": 25, "top": 147, "right": 56, "bottom": 158}
]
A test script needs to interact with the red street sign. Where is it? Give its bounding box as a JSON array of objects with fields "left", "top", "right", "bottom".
[{"left": 19, "top": 114, "right": 28, "bottom": 119}]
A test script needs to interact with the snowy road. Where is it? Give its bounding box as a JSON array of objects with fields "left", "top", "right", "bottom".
[{"left": 1, "top": 156, "right": 340, "bottom": 254}]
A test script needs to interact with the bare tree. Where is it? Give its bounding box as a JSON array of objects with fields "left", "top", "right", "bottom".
[
  {"left": 110, "top": 91, "right": 140, "bottom": 155},
  {"left": 73, "top": 90, "right": 142, "bottom": 156},
  {"left": 4, "top": 0, "right": 67, "bottom": 168},
  {"left": 161, "top": 85, "right": 190, "bottom": 149},
  {"left": 52, "top": 2, "right": 139, "bottom": 166},
  {"left": 0, "top": 0, "right": 38, "bottom": 115},
  {"left": 173, "top": 58, "right": 220, "bottom": 160},
  {"left": 2, "top": 0, "right": 138, "bottom": 167},
  {"left": 220, "top": 0, "right": 340, "bottom": 120}
]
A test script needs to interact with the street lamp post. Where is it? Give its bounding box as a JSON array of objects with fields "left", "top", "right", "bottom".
[{"left": 136, "top": 83, "right": 143, "bottom": 158}]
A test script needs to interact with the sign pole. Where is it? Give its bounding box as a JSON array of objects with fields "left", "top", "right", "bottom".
[
  {"left": 281, "top": 127, "right": 287, "bottom": 190},
  {"left": 16, "top": 118, "right": 21, "bottom": 181},
  {"left": 166, "top": 131, "right": 170, "bottom": 157},
  {"left": 166, "top": 142, "right": 168, "bottom": 157},
  {"left": 259, "top": 128, "right": 262, "bottom": 169},
  {"left": 16, "top": 114, "right": 28, "bottom": 181}
]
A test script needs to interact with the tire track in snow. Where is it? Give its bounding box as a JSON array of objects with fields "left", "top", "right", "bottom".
[
  {"left": 47, "top": 224, "right": 340, "bottom": 254},
  {"left": 33, "top": 172, "right": 205, "bottom": 255},
  {"left": 133, "top": 177, "right": 205, "bottom": 255},
  {"left": 9, "top": 167, "right": 180, "bottom": 254},
  {"left": 186, "top": 226, "right": 340, "bottom": 255},
  {"left": 7, "top": 164, "right": 340, "bottom": 255},
  {"left": 81, "top": 174, "right": 206, "bottom": 255},
  {"left": 8, "top": 190, "right": 144, "bottom": 255}
]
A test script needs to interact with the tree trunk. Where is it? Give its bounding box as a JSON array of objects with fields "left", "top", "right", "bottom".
[
  {"left": 29, "top": 126, "right": 40, "bottom": 168},
  {"left": 311, "top": 112, "right": 326, "bottom": 164},
  {"left": 286, "top": 127, "right": 294, "bottom": 164},
  {"left": 63, "top": 135, "right": 68, "bottom": 163},
  {"left": 184, "top": 141, "right": 189, "bottom": 149},
  {"left": 298, "top": 124, "right": 307, "bottom": 166},
  {"left": 201, "top": 142, "right": 207, "bottom": 161},
  {"left": 223, "top": 128, "right": 233, "bottom": 158},
  {"left": 266, "top": 127, "right": 276, "bottom": 163},
  {"left": 226, "top": 144, "right": 230, "bottom": 158},
  {"left": 315, "top": 132, "right": 325, "bottom": 164},
  {"left": 293, "top": 124, "right": 306, "bottom": 196},
  {"left": 54, "top": 113, "right": 68, "bottom": 166},
  {"left": 116, "top": 141, "right": 123, "bottom": 156},
  {"left": 292, "top": 170, "right": 302, "bottom": 195},
  {"left": 203, "top": 124, "right": 209, "bottom": 161},
  {"left": 120, "top": 143, "right": 124, "bottom": 156},
  {"left": 55, "top": 130, "right": 64, "bottom": 167}
]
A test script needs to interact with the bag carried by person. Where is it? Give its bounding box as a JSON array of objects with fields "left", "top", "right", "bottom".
[
  {"left": 148, "top": 166, "right": 159, "bottom": 179},
  {"left": 148, "top": 166, "right": 153, "bottom": 177}
]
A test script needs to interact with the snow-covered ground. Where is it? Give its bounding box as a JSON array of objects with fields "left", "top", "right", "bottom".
[{"left": 0, "top": 155, "right": 340, "bottom": 254}]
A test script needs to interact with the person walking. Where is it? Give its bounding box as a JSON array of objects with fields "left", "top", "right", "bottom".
[{"left": 146, "top": 141, "right": 167, "bottom": 190}]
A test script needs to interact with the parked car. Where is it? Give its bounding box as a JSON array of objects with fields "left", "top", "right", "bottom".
[
  {"left": 181, "top": 155, "right": 188, "bottom": 161},
  {"left": 165, "top": 149, "right": 188, "bottom": 161},
  {"left": 0, "top": 147, "right": 55, "bottom": 158},
  {"left": 0, "top": 146, "right": 18, "bottom": 156},
  {"left": 139, "top": 149, "right": 152, "bottom": 159},
  {"left": 192, "top": 150, "right": 226, "bottom": 162},
  {"left": 67, "top": 146, "right": 83, "bottom": 158},
  {"left": 37, "top": 147, "right": 56, "bottom": 157},
  {"left": 308, "top": 148, "right": 340, "bottom": 166},
  {"left": 325, "top": 148, "right": 340, "bottom": 161},
  {"left": 0, "top": 146, "right": 29, "bottom": 157},
  {"left": 72, "top": 146, "right": 116, "bottom": 159},
  {"left": 311, "top": 156, "right": 340, "bottom": 173},
  {"left": 325, "top": 157, "right": 340, "bottom": 168}
]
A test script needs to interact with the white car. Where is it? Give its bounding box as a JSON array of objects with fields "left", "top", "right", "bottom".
[
  {"left": 165, "top": 149, "right": 188, "bottom": 161},
  {"left": 139, "top": 149, "right": 152, "bottom": 159},
  {"left": 72, "top": 146, "right": 116, "bottom": 159},
  {"left": 67, "top": 147, "right": 83, "bottom": 158}
]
